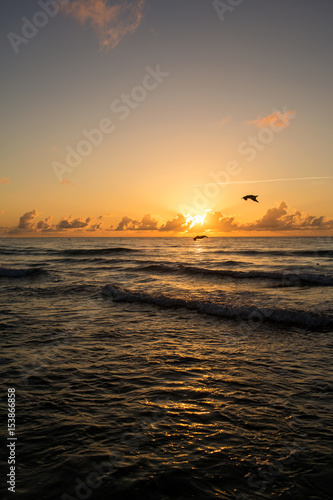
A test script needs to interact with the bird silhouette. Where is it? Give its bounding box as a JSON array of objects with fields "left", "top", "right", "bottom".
[
  {"left": 193, "top": 235, "right": 208, "bottom": 241},
  {"left": 242, "top": 195, "right": 259, "bottom": 203}
]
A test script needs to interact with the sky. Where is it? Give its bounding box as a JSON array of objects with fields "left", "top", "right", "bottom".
[{"left": 1, "top": 0, "right": 333, "bottom": 236}]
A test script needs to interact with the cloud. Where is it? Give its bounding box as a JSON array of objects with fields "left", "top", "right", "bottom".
[
  {"left": 158, "top": 213, "right": 189, "bottom": 232},
  {"left": 6, "top": 209, "right": 39, "bottom": 234},
  {"left": 87, "top": 222, "right": 104, "bottom": 232},
  {"left": 18, "top": 209, "right": 39, "bottom": 230},
  {"left": 87, "top": 216, "right": 104, "bottom": 232},
  {"left": 115, "top": 214, "right": 158, "bottom": 231},
  {"left": 35, "top": 217, "right": 54, "bottom": 232},
  {"left": 157, "top": 212, "right": 238, "bottom": 233},
  {"left": 2, "top": 204, "right": 333, "bottom": 236},
  {"left": 157, "top": 204, "right": 333, "bottom": 233},
  {"left": 57, "top": 217, "right": 92, "bottom": 230},
  {"left": 115, "top": 215, "right": 133, "bottom": 231},
  {"left": 5, "top": 211, "right": 104, "bottom": 234},
  {"left": 62, "top": 0, "right": 146, "bottom": 50},
  {"left": 0, "top": 177, "right": 10, "bottom": 185},
  {"left": 203, "top": 211, "right": 239, "bottom": 232},
  {"left": 113, "top": 206, "right": 333, "bottom": 234},
  {"left": 248, "top": 201, "right": 288, "bottom": 229},
  {"left": 217, "top": 116, "right": 231, "bottom": 126},
  {"left": 137, "top": 214, "right": 159, "bottom": 230},
  {"left": 245, "top": 202, "right": 333, "bottom": 231},
  {"left": 60, "top": 179, "right": 74, "bottom": 185},
  {"left": 246, "top": 109, "right": 296, "bottom": 129},
  {"left": 0, "top": 210, "right": 4, "bottom": 215}
]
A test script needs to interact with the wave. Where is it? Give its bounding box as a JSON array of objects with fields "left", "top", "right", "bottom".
[
  {"left": 0, "top": 267, "right": 46, "bottom": 278},
  {"left": 222, "top": 260, "right": 246, "bottom": 266},
  {"left": 60, "top": 247, "right": 140, "bottom": 256},
  {"left": 211, "top": 249, "right": 333, "bottom": 257},
  {"left": 0, "top": 247, "right": 46, "bottom": 256},
  {"left": 0, "top": 246, "right": 140, "bottom": 257},
  {"left": 50, "top": 257, "right": 128, "bottom": 265},
  {"left": 101, "top": 284, "right": 333, "bottom": 331},
  {"left": 134, "top": 263, "right": 333, "bottom": 287}
]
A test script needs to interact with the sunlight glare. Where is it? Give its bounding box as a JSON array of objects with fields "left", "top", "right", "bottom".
[{"left": 183, "top": 213, "right": 206, "bottom": 229}]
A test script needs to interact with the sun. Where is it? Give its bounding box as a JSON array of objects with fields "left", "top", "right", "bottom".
[{"left": 183, "top": 213, "right": 206, "bottom": 229}]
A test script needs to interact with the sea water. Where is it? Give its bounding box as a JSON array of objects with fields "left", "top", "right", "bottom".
[{"left": 0, "top": 237, "right": 332, "bottom": 499}]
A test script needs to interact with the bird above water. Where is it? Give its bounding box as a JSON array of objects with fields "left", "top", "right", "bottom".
[
  {"left": 193, "top": 235, "right": 208, "bottom": 241},
  {"left": 242, "top": 195, "right": 259, "bottom": 203}
]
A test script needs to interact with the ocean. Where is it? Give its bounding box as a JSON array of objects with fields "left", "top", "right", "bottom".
[{"left": 0, "top": 236, "right": 332, "bottom": 499}]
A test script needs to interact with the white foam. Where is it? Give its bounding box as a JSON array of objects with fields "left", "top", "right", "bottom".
[{"left": 102, "top": 284, "right": 333, "bottom": 331}]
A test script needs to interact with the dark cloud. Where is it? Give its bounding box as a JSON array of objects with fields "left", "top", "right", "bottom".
[
  {"left": 2, "top": 204, "right": 333, "bottom": 236},
  {"left": 87, "top": 218, "right": 104, "bottom": 232},
  {"left": 158, "top": 213, "right": 189, "bottom": 232},
  {"left": 137, "top": 214, "right": 158, "bottom": 230},
  {"left": 18, "top": 209, "right": 38, "bottom": 230},
  {"left": 5, "top": 212, "right": 101, "bottom": 234},
  {"left": 115, "top": 214, "right": 158, "bottom": 231},
  {"left": 246, "top": 202, "right": 288, "bottom": 230},
  {"left": 56, "top": 217, "right": 92, "bottom": 230},
  {"left": 245, "top": 202, "right": 333, "bottom": 231},
  {"left": 115, "top": 216, "right": 133, "bottom": 231},
  {"left": 7, "top": 209, "right": 39, "bottom": 234},
  {"left": 36, "top": 217, "right": 54, "bottom": 232}
]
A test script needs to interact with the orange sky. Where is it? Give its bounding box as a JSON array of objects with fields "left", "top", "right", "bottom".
[{"left": 1, "top": 0, "right": 333, "bottom": 236}]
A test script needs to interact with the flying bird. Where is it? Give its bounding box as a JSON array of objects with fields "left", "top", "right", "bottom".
[
  {"left": 193, "top": 235, "right": 208, "bottom": 241},
  {"left": 242, "top": 195, "right": 259, "bottom": 203}
]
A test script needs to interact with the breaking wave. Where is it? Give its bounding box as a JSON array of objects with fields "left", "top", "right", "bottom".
[
  {"left": 211, "top": 249, "right": 333, "bottom": 257},
  {"left": 134, "top": 263, "right": 333, "bottom": 286},
  {"left": 102, "top": 284, "right": 333, "bottom": 331}
]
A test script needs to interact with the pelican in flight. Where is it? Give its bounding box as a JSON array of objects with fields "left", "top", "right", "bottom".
[
  {"left": 242, "top": 195, "right": 259, "bottom": 203},
  {"left": 193, "top": 235, "right": 208, "bottom": 241}
]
